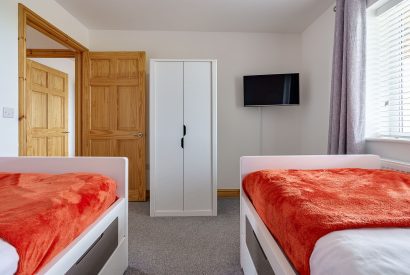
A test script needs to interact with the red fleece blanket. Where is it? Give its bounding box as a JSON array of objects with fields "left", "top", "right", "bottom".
[
  {"left": 243, "top": 168, "right": 410, "bottom": 275},
  {"left": 0, "top": 172, "right": 117, "bottom": 275}
]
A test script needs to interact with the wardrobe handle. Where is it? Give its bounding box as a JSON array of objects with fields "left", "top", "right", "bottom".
[
  {"left": 183, "top": 125, "right": 187, "bottom": 136},
  {"left": 181, "top": 137, "right": 184, "bottom": 149}
]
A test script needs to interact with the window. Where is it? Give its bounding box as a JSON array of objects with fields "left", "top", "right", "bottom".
[{"left": 366, "top": 0, "right": 410, "bottom": 139}]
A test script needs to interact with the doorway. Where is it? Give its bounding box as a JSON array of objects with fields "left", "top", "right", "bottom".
[
  {"left": 18, "top": 4, "right": 87, "bottom": 156},
  {"left": 18, "top": 5, "right": 147, "bottom": 201}
]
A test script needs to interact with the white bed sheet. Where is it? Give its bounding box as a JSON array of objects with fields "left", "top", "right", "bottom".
[
  {"left": 310, "top": 228, "right": 410, "bottom": 275},
  {"left": 0, "top": 239, "right": 19, "bottom": 275}
]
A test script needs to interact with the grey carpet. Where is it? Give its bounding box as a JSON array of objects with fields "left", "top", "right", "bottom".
[{"left": 125, "top": 198, "right": 243, "bottom": 275}]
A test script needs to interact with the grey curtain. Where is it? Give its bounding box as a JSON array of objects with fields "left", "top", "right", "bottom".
[{"left": 328, "top": 0, "right": 367, "bottom": 154}]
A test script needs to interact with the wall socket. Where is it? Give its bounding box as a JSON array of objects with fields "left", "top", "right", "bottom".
[{"left": 3, "top": 107, "right": 14, "bottom": 118}]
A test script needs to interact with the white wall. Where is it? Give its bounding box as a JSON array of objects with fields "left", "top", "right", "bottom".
[
  {"left": 19, "top": 0, "right": 89, "bottom": 46},
  {"left": 0, "top": 1, "right": 19, "bottom": 156},
  {"left": 90, "top": 30, "right": 303, "bottom": 188},
  {"left": 26, "top": 26, "right": 68, "bottom": 49},
  {"left": 0, "top": 0, "right": 88, "bottom": 156},
  {"left": 300, "top": 5, "right": 335, "bottom": 154},
  {"left": 29, "top": 58, "right": 76, "bottom": 156}
]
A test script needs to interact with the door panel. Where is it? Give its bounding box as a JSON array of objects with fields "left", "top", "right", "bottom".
[
  {"left": 32, "top": 67, "right": 47, "bottom": 86},
  {"left": 32, "top": 137, "right": 47, "bottom": 156},
  {"left": 117, "top": 86, "right": 140, "bottom": 130},
  {"left": 26, "top": 60, "right": 68, "bottom": 157},
  {"left": 183, "top": 62, "right": 213, "bottom": 212},
  {"left": 91, "top": 59, "right": 113, "bottom": 79},
  {"left": 84, "top": 52, "right": 146, "bottom": 201},
  {"left": 89, "top": 140, "right": 114, "bottom": 156},
  {"left": 90, "top": 86, "right": 113, "bottom": 130},
  {"left": 48, "top": 136, "right": 66, "bottom": 156},
  {"left": 31, "top": 91, "right": 47, "bottom": 128},
  {"left": 118, "top": 139, "right": 145, "bottom": 200},
  {"left": 152, "top": 61, "right": 184, "bottom": 211},
  {"left": 50, "top": 74, "right": 65, "bottom": 92},
  {"left": 49, "top": 95, "right": 65, "bottom": 128},
  {"left": 117, "top": 59, "right": 139, "bottom": 79}
]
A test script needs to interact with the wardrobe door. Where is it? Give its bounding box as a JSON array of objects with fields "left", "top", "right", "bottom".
[
  {"left": 152, "top": 62, "right": 184, "bottom": 213},
  {"left": 183, "top": 61, "right": 213, "bottom": 213}
]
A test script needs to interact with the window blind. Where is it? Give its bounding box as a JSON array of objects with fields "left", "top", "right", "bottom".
[{"left": 368, "top": 0, "right": 410, "bottom": 138}]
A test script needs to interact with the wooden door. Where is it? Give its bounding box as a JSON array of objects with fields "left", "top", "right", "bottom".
[
  {"left": 83, "top": 52, "right": 146, "bottom": 201},
  {"left": 26, "top": 60, "right": 69, "bottom": 156}
]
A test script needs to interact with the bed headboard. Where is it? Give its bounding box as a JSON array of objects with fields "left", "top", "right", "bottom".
[
  {"left": 0, "top": 157, "right": 128, "bottom": 199},
  {"left": 240, "top": 155, "right": 381, "bottom": 180}
]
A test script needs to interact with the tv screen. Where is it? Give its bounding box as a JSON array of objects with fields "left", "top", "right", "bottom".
[{"left": 243, "top": 73, "right": 299, "bottom": 106}]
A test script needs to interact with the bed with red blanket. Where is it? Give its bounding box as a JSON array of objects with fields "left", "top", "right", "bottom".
[
  {"left": 0, "top": 172, "right": 117, "bottom": 275},
  {"left": 0, "top": 157, "right": 128, "bottom": 275},
  {"left": 239, "top": 155, "right": 410, "bottom": 275}
]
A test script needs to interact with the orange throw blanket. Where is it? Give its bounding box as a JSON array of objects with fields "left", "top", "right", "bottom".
[
  {"left": 0, "top": 172, "right": 117, "bottom": 275},
  {"left": 243, "top": 168, "right": 410, "bottom": 275}
]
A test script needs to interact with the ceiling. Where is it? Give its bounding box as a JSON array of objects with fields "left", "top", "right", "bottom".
[{"left": 55, "top": 0, "right": 335, "bottom": 33}]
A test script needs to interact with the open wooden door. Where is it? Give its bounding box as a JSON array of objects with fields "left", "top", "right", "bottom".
[
  {"left": 26, "top": 60, "right": 69, "bottom": 156},
  {"left": 83, "top": 52, "right": 146, "bottom": 201}
]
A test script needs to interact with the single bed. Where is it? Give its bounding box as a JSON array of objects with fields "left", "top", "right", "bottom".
[
  {"left": 240, "top": 155, "right": 410, "bottom": 275},
  {"left": 0, "top": 157, "right": 128, "bottom": 275}
]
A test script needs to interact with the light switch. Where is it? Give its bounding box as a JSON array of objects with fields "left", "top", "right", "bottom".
[{"left": 3, "top": 107, "right": 14, "bottom": 118}]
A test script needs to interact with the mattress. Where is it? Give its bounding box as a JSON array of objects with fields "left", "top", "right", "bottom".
[
  {"left": 242, "top": 168, "right": 410, "bottom": 275},
  {"left": 0, "top": 239, "right": 19, "bottom": 275},
  {"left": 0, "top": 172, "right": 117, "bottom": 275}
]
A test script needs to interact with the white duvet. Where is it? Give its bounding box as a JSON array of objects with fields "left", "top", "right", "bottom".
[
  {"left": 310, "top": 228, "right": 410, "bottom": 275},
  {"left": 0, "top": 239, "right": 19, "bottom": 275}
]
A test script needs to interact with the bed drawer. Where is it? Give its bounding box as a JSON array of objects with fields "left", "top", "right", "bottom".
[
  {"left": 246, "top": 217, "right": 275, "bottom": 275},
  {"left": 66, "top": 218, "right": 118, "bottom": 275}
]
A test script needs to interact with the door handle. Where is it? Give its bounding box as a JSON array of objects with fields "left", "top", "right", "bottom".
[
  {"left": 183, "top": 125, "right": 186, "bottom": 136},
  {"left": 133, "top": 132, "right": 144, "bottom": 138},
  {"left": 62, "top": 131, "right": 70, "bottom": 134},
  {"left": 181, "top": 137, "right": 184, "bottom": 149}
]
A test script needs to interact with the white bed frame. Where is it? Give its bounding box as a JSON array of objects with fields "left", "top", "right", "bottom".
[
  {"left": 0, "top": 157, "right": 128, "bottom": 275},
  {"left": 240, "top": 154, "right": 410, "bottom": 275}
]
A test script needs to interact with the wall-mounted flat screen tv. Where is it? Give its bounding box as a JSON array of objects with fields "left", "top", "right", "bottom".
[{"left": 243, "top": 73, "right": 299, "bottom": 106}]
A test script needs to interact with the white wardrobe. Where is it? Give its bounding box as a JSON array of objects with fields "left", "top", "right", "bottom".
[{"left": 149, "top": 59, "right": 217, "bottom": 216}]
